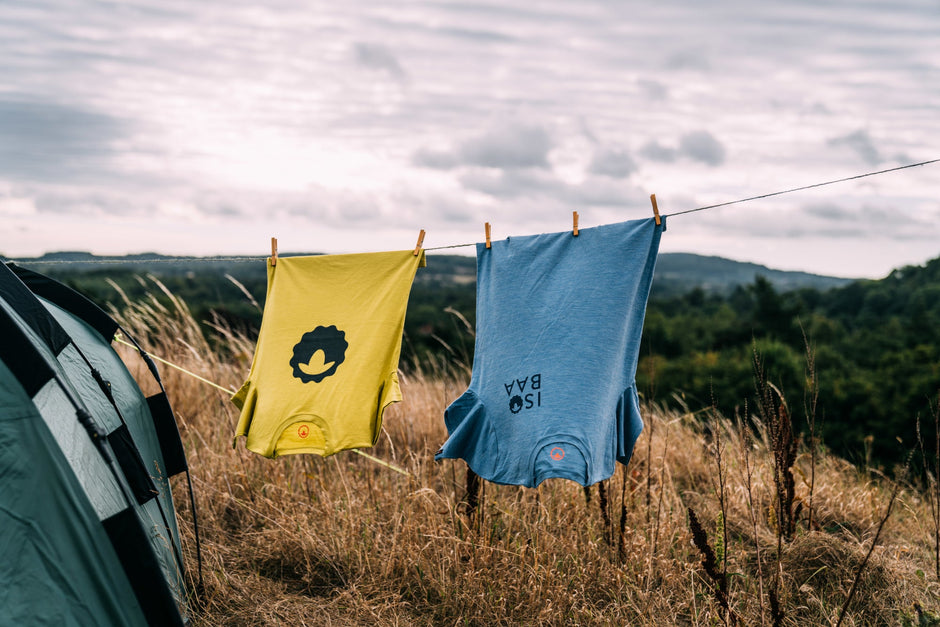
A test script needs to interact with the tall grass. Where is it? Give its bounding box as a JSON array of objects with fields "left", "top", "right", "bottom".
[{"left": 112, "top": 281, "right": 940, "bottom": 625}]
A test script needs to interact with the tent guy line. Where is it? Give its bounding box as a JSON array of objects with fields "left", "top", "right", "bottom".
[
  {"left": 5, "top": 157, "right": 938, "bottom": 265},
  {"left": 114, "top": 334, "right": 234, "bottom": 394},
  {"left": 114, "top": 335, "right": 411, "bottom": 477}
]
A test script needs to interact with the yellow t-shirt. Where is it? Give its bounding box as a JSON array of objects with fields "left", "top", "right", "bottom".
[{"left": 232, "top": 249, "right": 426, "bottom": 457}]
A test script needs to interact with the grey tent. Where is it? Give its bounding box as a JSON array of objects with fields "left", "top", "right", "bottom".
[{"left": 0, "top": 262, "right": 196, "bottom": 626}]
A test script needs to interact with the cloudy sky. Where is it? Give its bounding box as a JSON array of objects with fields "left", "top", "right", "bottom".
[{"left": 1, "top": 0, "right": 937, "bottom": 278}]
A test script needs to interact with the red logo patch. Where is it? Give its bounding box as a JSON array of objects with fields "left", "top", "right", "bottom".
[
  {"left": 297, "top": 425, "right": 310, "bottom": 439},
  {"left": 550, "top": 447, "right": 565, "bottom": 461}
]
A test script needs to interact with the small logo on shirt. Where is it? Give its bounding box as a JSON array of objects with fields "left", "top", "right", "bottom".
[
  {"left": 290, "top": 325, "right": 348, "bottom": 383},
  {"left": 297, "top": 425, "right": 310, "bottom": 439},
  {"left": 550, "top": 447, "right": 565, "bottom": 461},
  {"left": 504, "top": 373, "right": 541, "bottom": 414}
]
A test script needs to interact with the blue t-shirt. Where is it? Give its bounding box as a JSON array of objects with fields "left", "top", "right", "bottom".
[{"left": 435, "top": 217, "right": 665, "bottom": 487}]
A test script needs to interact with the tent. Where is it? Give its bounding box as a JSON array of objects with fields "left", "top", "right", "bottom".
[{"left": 0, "top": 262, "right": 195, "bottom": 626}]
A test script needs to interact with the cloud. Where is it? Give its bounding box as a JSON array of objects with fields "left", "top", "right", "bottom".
[
  {"left": 457, "top": 168, "right": 555, "bottom": 199},
  {"left": 0, "top": 99, "right": 126, "bottom": 183},
  {"left": 456, "top": 166, "right": 643, "bottom": 211},
  {"left": 639, "top": 131, "right": 726, "bottom": 166},
  {"left": 715, "top": 201, "right": 938, "bottom": 242},
  {"left": 639, "top": 141, "right": 678, "bottom": 163},
  {"left": 436, "top": 26, "right": 516, "bottom": 44},
  {"left": 415, "top": 125, "right": 640, "bottom": 204},
  {"left": 588, "top": 146, "right": 637, "bottom": 179},
  {"left": 0, "top": 195, "right": 37, "bottom": 217},
  {"left": 578, "top": 118, "right": 600, "bottom": 144},
  {"left": 679, "top": 131, "right": 726, "bottom": 166},
  {"left": 827, "top": 130, "right": 882, "bottom": 165},
  {"left": 637, "top": 79, "right": 668, "bottom": 101},
  {"left": 413, "top": 122, "right": 554, "bottom": 171},
  {"left": 412, "top": 147, "right": 460, "bottom": 170},
  {"left": 27, "top": 185, "right": 150, "bottom": 216},
  {"left": 353, "top": 42, "right": 407, "bottom": 81},
  {"left": 459, "top": 123, "right": 553, "bottom": 169},
  {"left": 563, "top": 176, "right": 647, "bottom": 208},
  {"left": 664, "top": 48, "right": 710, "bottom": 71}
]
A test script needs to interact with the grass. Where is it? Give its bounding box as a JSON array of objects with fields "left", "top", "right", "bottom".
[{"left": 112, "top": 283, "right": 940, "bottom": 625}]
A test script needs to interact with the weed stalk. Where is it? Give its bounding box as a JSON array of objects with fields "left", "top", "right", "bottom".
[
  {"left": 688, "top": 506, "right": 738, "bottom": 625},
  {"left": 835, "top": 455, "right": 910, "bottom": 626}
]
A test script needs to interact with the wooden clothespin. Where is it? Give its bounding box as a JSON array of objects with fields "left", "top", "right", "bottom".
[
  {"left": 650, "top": 194, "right": 662, "bottom": 226},
  {"left": 485, "top": 222, "right": 492, "bottom": 249},
  {"left": 573, "top": 211, "right": 580, "bottom": 236},
  {"left": 413, "top": 229, "right": 426, "bottom": 256},
  {"left": 271, "top": 237, "right": 278, "bottom": 266}
]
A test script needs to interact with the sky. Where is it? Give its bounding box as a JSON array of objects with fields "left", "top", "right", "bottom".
[{"left": 0, "top": 0, "right": 938, "bottom": 278}]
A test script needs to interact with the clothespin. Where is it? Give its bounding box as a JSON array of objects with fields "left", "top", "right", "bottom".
[
  {"left": 650, "top": 194, "right": 662, "bottom": 226},
  {"left": 573, "top": 211, "right": 579, "bottom": 236},
  {"left": 485, "top": 222, "right": 492, "bottom": 249},
  {"left": 271, "top": 237, "right": 278, "bottom": 266},
  {"left": 413, "top": 229, "right": 426, "bottom": 256}
]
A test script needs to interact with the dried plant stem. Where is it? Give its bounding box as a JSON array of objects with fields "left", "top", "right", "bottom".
[
  {"left": 688, "top": 506, "right": 738, "bottom": 626},
  {"left": 769, "top": 588, "right": 784, "bottom": 627},
  {"left": 835, "top": 471, "right": 905, "bottom": 626},
  {"left": 713, "top": 412, "right": 729, "bottom": 583},
  {"left": 646, "top": 425, "right": 670, "bottom": 595},
  {"left": 916, "top": 401, "right": 940, "bottom": 585},
  {"left": 618, "top": 468, "right": 628, "bottom": 562},
  {"left": 646, "top": 414, "right": 654, "bottom": 528},
  {"left": 465, "top": 465, "right": 481, "bottom": 522},
  {"left": 754, "top": 348, "right": 797, "bottom": 544},
  {"left": 598, "top": 479, "right": 611, "bottom": 545},
  {"left": 643, "top": 413, "right": 656, "bottom": 593},
  {"left": 934, "top": 394, "right": 940, "bottom": 582},
  {"left": 653, "top": 426, "right": 669, "bottom": 557},
  {"left": 801, "top": 324, "right": 819, "bottom": 531},
  {"left": 478, "top": 475, "right": 487, "bottom": 535},
  {"left": 741, "top": 420, "right": 766, "bottom": 626}
]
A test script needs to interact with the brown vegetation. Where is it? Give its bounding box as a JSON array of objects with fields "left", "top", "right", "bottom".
[{"left": 113, "top": 284, "right": 940, "bottom": 625}]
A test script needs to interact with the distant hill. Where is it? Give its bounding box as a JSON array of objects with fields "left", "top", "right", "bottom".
[
  {"left": 651, "top": 253, "right": 857, "bottom": 296},
  {"left": 2, "top": 251, "right": 857, "bottom": 295}
]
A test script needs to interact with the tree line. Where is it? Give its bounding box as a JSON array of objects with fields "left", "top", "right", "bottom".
[{"left": 639, "top": 259, "right": 940, "bottom": 466}]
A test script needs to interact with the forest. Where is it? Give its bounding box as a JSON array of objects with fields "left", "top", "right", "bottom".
[
  {"left": 639, "top": 263, "right": 940, "bottom": 466},
  {"left": 19, "top": 250, "right": 940, "bottom": 467}
]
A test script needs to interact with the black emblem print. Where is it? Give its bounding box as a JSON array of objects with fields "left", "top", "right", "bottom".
[
  {"left": 504, "top": 373, "right": 542, "bottom": 414},
  {"left": 290, "top": 325, "right": 348, "bottom": 383}
]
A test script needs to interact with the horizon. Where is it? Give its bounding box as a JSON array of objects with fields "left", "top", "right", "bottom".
[
  {"left": 6, "top": 246, "right": 921, "bottom": 282},
  {"left": 1, "top": 1, "right": 938, "bottom": 280}
]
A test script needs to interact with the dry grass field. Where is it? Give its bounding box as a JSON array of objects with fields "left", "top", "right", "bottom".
[{"left": 113, "top": 284, "right": 940, "bottom": 626}]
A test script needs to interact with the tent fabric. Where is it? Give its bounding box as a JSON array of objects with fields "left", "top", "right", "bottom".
[
  {"left": 0, "top": 263, "right": 71, "bottom": 356},
  {"left": 0, "top": 262, "right": 190, "bottom": 627},
  {"left": 12, "top": 264, "right": 189, "bottom": 547},
  {"left": 0, "top": 300, "right": 56, "bottom": 396},
  {"left": 10, "top": 263, "right": 119, "bottom": 343},
  {"left": 0, "top": 360, "right": 149, "bottom": 627}
]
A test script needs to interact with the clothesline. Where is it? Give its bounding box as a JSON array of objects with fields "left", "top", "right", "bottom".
[
  {"left": 666, "top": 157, "right": 940, "bottom": 218},
  {"left": 426, "top": 157, "right": 940, "bottom": 251},
  {"left": 5, "top": 157, "right": 939, "bottom": 265}
]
